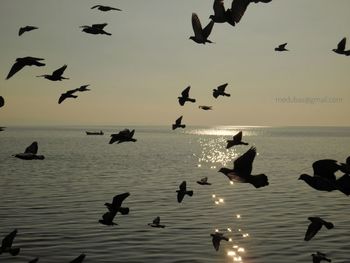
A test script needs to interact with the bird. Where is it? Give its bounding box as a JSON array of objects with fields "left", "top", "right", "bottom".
[
  {"left": 178, "top": 86, "right": 196, "bottom": 106},
  {"left": 99, "top": 210, "right": 118, "bottom": 226},
  {"left": 0, "top": 96, "right": 4, "bottom": 108},
  {"left": 213, "top": 83, "right": 230, "bottom": 98},
  {"left": 91, "top": 5, "right": 122, "bottom": 12},
  {"left": 80, "top": 23, "right": 112, "bottom": 36},
  {"left": 226, "top": 131, "right": 248, "bottom": 149},
  {"left": 109, "top": 129, "right": 137, "bottom": 144},
  {"left": 340, "top": 156, "right": 350, "bottom": 174},
  {"left": 6, "top": 57, "right": 45, "bottom": 80},
  {"left": 275, "top": 43, "right": 289, "bottom": 52},
  {"left": 210, "top": 0, "right": 230, "bottom": 24},
  {"left": 218, "top": 147, "right": 269, "bottom": 188},
  {"left": 304, "top": 217, "right": 334, "bottom": 241},
  {"left": 28, "top": 258, "right": 39, "bottom": 263},
  {"left": 199, "top": 105, "right": 213, "bottom": 110},
  {"left": 0, "top": 127, "right": 5, "bottom": 132},
  {"left": 197, "top": 177, "right": 211, "bottom": 185},
  {"left": 104, "top": 192, "right": 130, "bottom": 215},
  {"left": 58, "top": 89, "right": 79, "bottom": 104},
  {"left": 176, "top": 181, "right": 193, "bottom": 203},
  {"left": 172, "top": 116, "right": 186, "bottom": 130},
  {"left": 70, "top": 254, "right": 86, "bottom": 263},
  {"left": 311, "top": 252, "right": 331, "bottom": 263},
  {"left": 14, "top": 141, "right": 45, "bottom": 160},
  {"left": 77, "top": 85, "right": 90, "bottom": 92},
  {"left": 0, "top": 229, "right": 20, "bottom": 256},
  {"left": 190, "top": 13, "right": 215, "bottom": 44},
  {"left": 19, "top": 26, "right": 38, "bottom": 36},
  {"left": 37, "top": 65, "right": 69, "bottom": 81},
  {"left": 210, "top": 232, "right": 228, "bottom": 251},
  {"left": 332, "top": 37, "right": 350, "bottom": 56},
  {"left": 148, "top": 217, "right": 165, "bottom": 228}
]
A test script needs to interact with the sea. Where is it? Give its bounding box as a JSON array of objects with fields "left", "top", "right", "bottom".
[{"left": 0, "top": 126, "right": 349, "bottom": 263}]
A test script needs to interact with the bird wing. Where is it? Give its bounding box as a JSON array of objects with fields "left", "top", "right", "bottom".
[
  {"left": 233, "top": 131, "right": 243, "bottom": 142},
  {"left": 24, "top": 141, "right": 38, "bottom": 154},
  {"left": 128, "top": 129, "right": 135, "bottom": 139},
  {"left": 233, "top": 147, "right": 256, "bottom": 176},
  {"left": 177, "top": 191, "right": 185, "bottom": 203},
  {"left": 192, "top": 13, "right": 203, "bottom": 38},
  {"left": 179, "top": 181, "right": 187, "bottom": 191},
  {"left": 304, "top": 220, "right": 322, "bottom": 241},
  {"left": 211, "top": 235, "right": 220, "bottom": 251},
  {"left": 337, "top": 38, "right": 346, "bottom": 51},
  {"left": 279, "top": 43, "right": 288, "bottom": 49},
  {"left": 92, "top": 23, "right": 108, "bottom": 29},
  {"left": 217, "top": 83, "right": 228, "bottom": 92},
  {"left": 6, "top": 60, "right": 26, "bottom": 79},
  {"left": 52, "top": 65, "right": 67, "bottom": 78},
  {"left": 202, "top": 177, "right": 208, "bottom": 183},
  {"left": 0, "top": 96, "right": 4, "bottom": 108},
  {"left": 230, "top": 0, "right": 251, "bottom": 23},
  {"left": 18, "top": 27, "right": 26, "bottom": 36},
  {"left": 110, "top": 7, "right": 122, "bottom": 11},
  {"left": 312, "top": 159, "right": 339, "bottom": 181},
  {"left": 112, "top": 192, "right": 130, "bottom": 207},
  {"left": 70, "top": 254, "right": 86, "bottom": 263},
  {"left": 213, "top": 0, "right": 226, "bottom": 17},
  {"left": 175, "top": 116, "right": 183, "bottom": 125},
  {"left": 58, "top": 94, "right": 68, "bottom": 104},
  {"left": 202, "top": 20, "right": 214, "bottom": 39},
  {"left": 91, "top": 5, "right": 101, "bottom": 9},
  {"left": 153, "top": 216, "right": 160, "bottom": 225},
  {"left": 181, "top": 86, "right": 191, "bottom": 98},
  {"left": 1, "top": 229, "right": 17, "bottom": 248}
]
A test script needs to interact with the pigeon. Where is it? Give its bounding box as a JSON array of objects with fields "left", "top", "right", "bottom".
[
  {"left": 172, "top": 116, "right": 186, "bottom": 130},
  {"left": 80, "top": 23, "right": 111, "bottom": 36},
  {"left": 37, "top": 65, "right": 69, "bottom": 81},
  {"left": 226, "top": 131, "right": 248, "bottom": 149},
  {"left": 14, "top": 141, "right": 45, "bottom": 160},
  {"left": 312, "top": 252, "right": 331, "bottom": 263},
  {"left": 148, "top": 217, "right": 165, "bottom": 228},
  {"left": 190, "top": 13, "right": 214, "bottom": 44},
  {"left": 70, "top": 254, "right": 86, "bottom": 263},
  {"left": 28, "top": 258, "right": 39, "bottom": 263},
  {"left": 19, "top": 26, "right": 38, "bottom": 36},
  {"left": 210, "top": 232, "right": 228, "bottom": 251},
  {"left": 0, "top": 229, "right": 20, "bottom": 256},
  {"left": 58, "top": 88, "right": 79, "bottom": 104},
  {"left": 6, "top": 57, "right": 45, "bottom": 79},
  {"left": 0, "top": 96, "right": 4, "bottom": 108},
  {"left": 178, "top": 86, "right": 196, "bottom": 106},
  {"left": 104, "top": 192, "right": 130, "bottom": 215},
  {"left": 197, "top": 177, "right": 211, "bottom": 185},
  {"left": 219, "top": 147, "right": 268, "bottom": 188},
  {"left": 176, "top": 181, "right": 193, "bottom": 203},
  {"left": 213, "top": 83, "right": 230, "bottom": 98},
  {"left": 109, "top": 129, "right": 137, "bottom": 144},
  {"left": 199, "top": 105, "right": 212, "bottom": 110},
  {"left": 332, "top": 37, "right": 350, "bottom": 56},
  {"left": 91, "top": 5, "right": 122, "bottom": 11},
  {"left": 304, "top": 217, "right": 334, "bottom": 241},
  {"left": 77, "top": 85, "right": 90, "bottom": 92}
]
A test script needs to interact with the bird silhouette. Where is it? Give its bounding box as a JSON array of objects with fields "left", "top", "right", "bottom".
[
  {"left": 77, "top": 85, "right": 90, "bottom": 92},
  {"left": 0, "top": 127, "right": 5, "bottom": 132},
  {"left": 304, "top": 217, "right": 334, "bottom": 241},
  {"left": 28, "top": 258, "right": 39, "bottom": 263},
  {"left": 332, "top": 37, "right": 350, "bottom": 56},
  {"left": 226, "top": 131, "right": 248, "bottom": 149},
  {"left": 0, "top": 229, "right": 20, "bottom": 256},
  {"left": 176, "top": 181, "right": 193, "bottom": 203},
  {"left": 104, "top": 192, "right": 130, "bottom": 215},
  {"left": 0, "top": 96, "right": 4, "bottom": 108},
  {"left": 70, "top": 254, "right": 86, "bottom": 263},
  {"left": 109, "top": 129, "right": 137, "bottom": 144},
  {"left": 58, "top": 89, "right": 79, "bottom": 104},
  {"left": 172, "top": 116, "right": 186, "bottom": 130},
  {"left": 37, "top": 65, "right": 69, "bottom": 81},
  {"left": 148, "top": 216, "right": 165, "bottom": 228},
  {"left": 219, "top": 147, "right": 268, "bottom": 188},
  {"left": 312, "top": 252, "right": 331, "bottom": 263},
  {"left": 91, "top": 5, "right": 122, "bottom": 11},
  {"left": 19, "top": 26, "right": 38, "bottom": 36},
  {"left": 197, "top": 177, "right": 212, "bottom": 185},
  {"left": 275, "top": 43, "right": 289, "bottom": 51},
  {"left": 178, "top": 86, "right": 196, "bottom": 106},
  {"left": 199, "top": 105, "right": 213, "bottom": 110},
  {"left": 99, "top": 211, "right": 118, "bottom": 226},
  {"left": 80, "top": 23, "right": 111, "bottom": 36},
  {"left": 14, "top": 141, "right": 45, "bottom": 160},
  {"left": 190, "top": 13, "right": 214, "bottom": 44},
  {"left": 6, "top": 57, "right": 45, "bottom": 79},
  {"left": 213, "top": 83, "right": 230, "bottom": 98},
  {"left": 210, "top": 0, "right": 230, "bottom": 24},
  {"left": 340, "top": 156, "right": 350, "bottom": 174},
  {"left": 210, "top": 232, "right": 228, "bottom": 251}
]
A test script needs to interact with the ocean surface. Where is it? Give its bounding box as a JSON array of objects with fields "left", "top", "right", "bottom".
[{"left": 0, "top": 126, "right": 349, "bottom": 263}]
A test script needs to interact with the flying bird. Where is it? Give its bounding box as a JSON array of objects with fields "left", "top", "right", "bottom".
[
  {"left": 104, "top": 192, "right": 130, "bottom": 215},
  {"left": 148, "top": 217, "right": 165, "bottom": 228},
  {"left": 178, "top": 86, "right": 196, "bottom": 106},
  {"left": 37, "top": 65, "right": 69, "bottom": 81},
  {"left": 332, "top": 37, "right": 350, "bottom": 56},
  {"left": 219, "top": 147, "right": 268, "bottom": 188},
  {"left": 91, "top": 5, "right": 122, "bottom": 11},
  {"left": 6, "top": 56, "right": 45, "bottom": 80},
  {"left": 210, "top": 0, "right": 230, "bottom": 24},
  {"left": 304, "top": 217, "right": 334, "bottom": 241},
  {"left": 210, "top": 232, "right": 228, "bottom": 251},
  {"left": 14, "top": 141, "right": 45, "bottom": 160},
  {"left": 275, "top": 43, "right": 288, "bottom": 52},
  {"left": 311, "top": 252, "right": 331, "bottom": 263},
  {"left": 340, "top": 156, "right": 350, "bottom": 174},
  {"left": 199, "top": 105, "right": 213, "bottom": 110},
  {"left": 0, "top": 229, "right": 20, "bottom": 256},
  {"left": 176, "top": 181, "right": 193, "bottom": 203},
  {"left": 226, "top": 131, "right": 248, "bottom": 149},
  {"left": 28, "top": 258, "right": 39, "bottom": 263},
  {"left": 70, "top": 254, "right": 86, "bottom": 263},
  {"left": 197, "top": 177, "right": 211, "bottom": 185},
  {"left": 80, "top": 23, "right": 111, "bottom": 36},
  {"left": 109, "top": 129, "right": 137, "bottom": 144},
  {"left": 0, "top": 96, "right": 4, "bottom": 108},
  {"left": 58, "top": 89, "right": 79, "bottom": 104},
  {"left": 213, "top": 83, "right": 230, "bottom": 98},
  {"left": 172, "top": 116, "right": 186, "bottom": 130},
  {"left": 190, "top": 13, "right": 214, "bottom": 44},
  {"left": 19, "top": 26, "right": 38, "bottom": 36}
]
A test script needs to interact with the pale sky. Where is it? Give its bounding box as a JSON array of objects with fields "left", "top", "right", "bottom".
[{"left": 0, "top": 0, "right": 349, "bottom": 126}]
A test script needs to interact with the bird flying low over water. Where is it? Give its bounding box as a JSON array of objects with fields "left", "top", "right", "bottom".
[
  {"left": 219, "top": 147, "right": 269, "bottom": 188},
  {"left": 148, "top": 216, "right": 165, "bottom": 228},
  {"left": 304, "top": 217, "right": 334, "bottom": 241},
  {"left": 176, "top": 181, "right": 193, "bottom": 203},
  {"left": 91, "top": 5, "right": 122, "bottom": 11},
  {"left": 37, "top": 65, "right": 69, "bottom": 81},
  {"left": 172, "top": 116, "right": 186, "bottom": 130},
  {"left": 197, "top": 177, "right": 212, "bottom": 185},
  {"left": 14, "top": 141, "right": 45, "bottom": 160},
  {"left": 70, "top": 254, "right": 86, "bottom": 263},
  {"left": 275, "top": 43, "right": 289, "bottom": 52},
  {"left": 210, "top": 232, "right": 228, "bottom": 251},
  {"left": 312, "top": 252, "right": 331, "bottom": 263},
  {"left": 178, "top": 86, "right": 196, "bottom": 106},
  {"left": 0, "top": 229, "right": 20, "bottom": 256},
  {"left": 104, "top": 192, "right": 130, "bottom": 215},
  {"left": 0, "top": 96, "right": 4, "bottom": 108},
  {"left": 28, "top": 258, "right": 39, "bottom": 263},
  {"left": 333, "top": 37, "right": 350, "bottom": 56},
  {"left": 6, "top": 57, "right": 45, "bottom": 80},
  {"left": 80, "top": 23, "right": 111, "bottom": 36},
  {"left": 199, "top": 105, "right": 213, "bottom": 110},
  {"left": 19, "top": 26, "right": 38, "bottom": 36},
  {"left": 190, "top": 13, "right": 214, "bottom": 44},
  {"left": 226, "top": 131, "right": 248, "bottom": 149},
  {"left": 213, "top": 83, "right": 230, "bottom": 98},
  {"left": 109, "top": 129, "right": 137, "bottom": 144}
]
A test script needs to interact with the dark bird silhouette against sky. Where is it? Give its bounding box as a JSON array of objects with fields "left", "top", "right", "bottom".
[
  {"left": 148, "top": 216, "right": 165, "bottom": 228},
  {"left": 14, "top": 141, "right": 45, "bottom": 160},
  {"left": 77, "top": 85, "right": 90, "bottom": 92},
  {"left": 332, "top": 37, "right": 350, "bottom": 56},
  {"left": 6, "top": 57, "right": 45, "bottom": 80},
  {"left": 213, "top": 83, "right": 230, "bottom": 98},
  {"left": 80, "top": 23, "right": 112, "bottom": 36},
  {"left": 37, "top": 65, "right": 69, "bottom": 81},
  {"left": 19, "top": 26, "right": 38, "bottom": 36},
  {"left": 197, "top": 177, "right": 212, "bottom": 185},
  {"left": 28, "top": 258, "right": 39, "bottom": 263},
  {"left": 312, "top": 252, "right": 331, "bottom": 263},
  {"left": 176, "top": 181, "right": 193, "bottom": 203},
  {"left": 0, "top": 229, "right": 20, "bottom": 256},
  {"left": 210, "top": 232, "right": 228, "bottom": 251},
  {"left": 275, "top": 43, "right": 288, "bottom": 52},
  {"left": 178, "top": 86, "right": 196, "bottom": 106},
  {"left": 70, "top": 254, "right": 86, "bottom": 263},
  {"left": 190, "top": 13, "right": 214, "bottom": 44},
  {"left": 199, "top": 105, "right": 213, "bottom": 110},
  {"left": 109, "top": 129, "right": 137, "bottom": 144},
  {"left": 219, "top": 147, "right": 269, "bottom": 188},
  {"left": 0, "top": 96, "right": 4, "bottom": 108},
  {"left": 58, "top": 89, "right": 79, "bottom": 104},
  {"left": 210, "top": 0, "right": 231, "bottom": 24},
  {"left": 91, "top": 5, "right": 122, "bottom": 12},
  {"left": 304, "top": 217, "right": 334, "bottom": 241},
  {"left": 172, "top": 116, "right": 186, "bottom": 130},
  {"left": 104, "top": 192, "right": 130, "bottom": 215},
  {"left": 226, "top": 131, "right": 248, "bottom": 149}
]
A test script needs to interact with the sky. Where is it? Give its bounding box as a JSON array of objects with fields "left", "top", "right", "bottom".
[{"left": 0, "top": 0, "right": 349, "bottom": 126}]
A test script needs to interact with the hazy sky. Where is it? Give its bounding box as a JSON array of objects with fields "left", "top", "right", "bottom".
[{"left": 0, "top": 0, "right": 349, "bottom": 126}]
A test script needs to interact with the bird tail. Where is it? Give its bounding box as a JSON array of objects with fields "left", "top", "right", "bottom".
[
  {"left": 249, "top": 174, "right": 269, "bottom": 188},
  {"left": 186, "top": 190, "right": 193, "bottom": 197},
  {"left": 9, "top": 248, "right": 20, "bottom": 256},
  {"left": 118, "top": 207, "right": 130, "bottom": 215},
  {"left": 104, "top": 32, "right": 112, "bottom": 36},
  {"left": 188, "top": 98, "right": 196, "bottom": 103},
  {"left": 223, "top": 93, "right": 231, "bottom": 97}
]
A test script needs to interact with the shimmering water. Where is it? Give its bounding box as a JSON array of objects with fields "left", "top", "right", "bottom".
[{"left": 0, "top": 126, "right": 349, "bottom": 263}]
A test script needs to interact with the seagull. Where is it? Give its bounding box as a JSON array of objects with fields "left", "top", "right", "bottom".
[
  {"left": 58, "top": 88, "right": 79, "bottom": 104},
  {"left": 91, "top": 5, "right": 122, "bottom": 12},
  {"left": 304, "top": 217, "right": 334, "bottom": 241},
  {"left": 77, "top": 85, "right": 90, "bottom": 92},
  {"left": 80, "top": 23, "right": 111, "bottom": 36},
  {"left": 19, "top": 26, "right": 38, "bottom": 36},
  {"left": 0, "top": 229, "right": 20, "bottom": 256},
  {"left": 213, "top": 83, "right": 230, "bottom": 98},
  {"left": 178, "top": 86, "right": 196, "bottom": 106},
  {"left": 14, "top": 141, "right": 45, "bottom": 160},
  {"left": 332, "top": 37, "right": 350, "bottom": 56},
  {"left": 104, "top": 192, "right": 130, "bottom": 215},
  {"left": 226, "top": 131, "right": 248, "bottom": 149},
  {"left": 37, "top": 65, "right": 69, "bottom": 81},
  {"left": 190, "top": 13, "right": 214, "bottom": 44},
  {"left": 199, "top": 105, "right": 212, "bottom": 110},
  {"left": 70, "top": 254, "right": 86, "bottom": 263},
  {"left": 6, "top": 57, "right": 45, "bottom": 80},
  {"left": 28, "top": 258, "right": 39, "bottom": 263},
  {"left": 0, "top": 96, "right": 4, "bottom": 108},
  {"left": 176, "top": 181, "right": 193, "bottom": 203},
  {"left": 172, "top": 116, "right": 186, "bottom": 130},
  {"left": 311, "top": 252, "right": 331, "bottom": 263},
  {"left": 210, "top": 232, "right": 228, "bottom": 251},
  {"left": 109, "top": 129, "right": 137, "bottom": 144},
  {"left": 148, "top": 217, "right": 165, "bottom": 228},
  {"left": 219, "top": 147, "right": 269, "bottom": 188},
  {"left": 197, "top": 177, "right": 211, "bottom": 185},
  {"left": 275, "top": 43, "right": 289, "bottom": 52}
]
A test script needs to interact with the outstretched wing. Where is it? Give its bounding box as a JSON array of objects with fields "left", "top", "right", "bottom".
[
  {"left": 213, "top": 0, "right": 226, "bottom": 17},
  {"left": 279, "top": 43, "right": 288, "bottom": 49},
  {"left": 179, "top": 181, "right": 187, "bottom": 191},
  {"left": 202, "top": 20, "right": 214, "bottom": 39},
  {"left": 112, "top": 192, "right": 130, "bottom": 207},
  {"left": 233, "top": 131, "right": 243, "bottom": 142},
  {"left": 233, "top": 147, "right": 256, "bottom": 176},
  {"left": 191, "top": 13, "right": 203, "bottom": 38},
  {"left": 231, "top": 0, "right": 250, "bottom": 23},
  {"left": 0, "top": 96, "right": 4, "bottom": 108},
  {"left": 70, "top": 254, "right": 86, "bottom": 263},
  {"left": 337, "top": 37, "right": 346, "bottom": 51},
  {"left": 92, "top": 23, "right": 108, "bottom": 29},
  {"left": 91, "top": 5, "right": 101, "bottom": 9},
  {"left": 312, "top": 159, "right": 339, "bottom": 181},
  {"left": 181, "top": 86, "right": 191, "bottom": 98},
  {"left": 217, "top": 83, "right": 228, "bottom": 92},
  {"left": 6, "top": 60, "right": 26, "bottom": 79},
  {"left": 24, "top": 141, "right": 38, "bottom": 154},
  {"left": 1, "top": 229, "right": 17, "bottom": 248},
  {"left": 52, "top": 65, "right": 67, "bottom": 78},
  {"left": 175, "top": 116, "right": 183, "bottom": 125},
  {"left": 153, "top": 216, "right": 160, "bottom": 225},
  {"left": 304, "top": 221, "right": 322, "bottom": 241}
]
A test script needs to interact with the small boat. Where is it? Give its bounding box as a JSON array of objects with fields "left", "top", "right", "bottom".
[{"left": 86, "top": 130, "right": 104, "bottom": 135}]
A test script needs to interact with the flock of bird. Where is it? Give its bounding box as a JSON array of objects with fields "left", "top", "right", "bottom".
[{"left": 1, "top": 0, "right": 350, "bottom": 262}]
